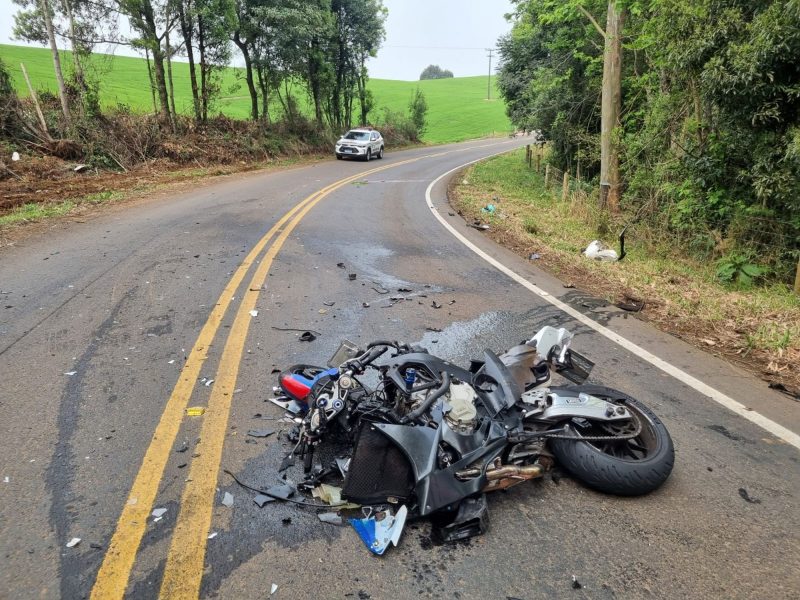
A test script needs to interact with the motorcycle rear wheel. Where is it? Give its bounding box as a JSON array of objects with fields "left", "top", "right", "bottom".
[{"left": 549, "top": 385, "right": 674, "bottom": 496}]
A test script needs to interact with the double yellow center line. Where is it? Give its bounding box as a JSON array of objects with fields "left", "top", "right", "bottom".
[{"left": 90, "top": 153, "right": 432, "bottom": 599}]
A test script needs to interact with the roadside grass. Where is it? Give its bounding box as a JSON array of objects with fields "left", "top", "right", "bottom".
[
  {"left": 0, "top": 200, "right": 77, "bottom": 225},
  {"left": 1, "top": 44, "right": 510, "bottom": 144},
  {"left": 452, "top": 148, "right": 800, "bottom": 390}
]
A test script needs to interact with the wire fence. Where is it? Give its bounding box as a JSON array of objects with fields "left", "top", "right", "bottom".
[{"left": 521, "top": 143, "right": 800, "bottom": 293}]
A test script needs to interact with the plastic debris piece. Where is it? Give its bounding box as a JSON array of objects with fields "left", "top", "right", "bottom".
[
  {"left": 271, "top": 584, "right": 278, "bottom": 595},
  {"left": 74, "top": 164, "right": 89, "bottom": 173},
  {"left": 318, "top": 308, "right": 328, "bottom": 314},
  {"left": 362, "top": 302, "right": 370, "bottom": 308},
  {"left": 738, "top": 488, "right": 761, "bottom": 504},
  {"left": 431, "top": 301, "right": 442, "bottom": 309},
  {"left": 208, "top": 532, "right": 218, "bottom": 539},
  {"left": 312, "top": 484, "right": 343, "bottom": 505},
  {"left": 529, "top": 253, "right": 541, "bottom": 260},
  {"left": 348, "top": 273, "right": 357, "bottom": 281},
  {"left": 299, "top": 331, "right": 316, "bottom": 342},
  {"left": 397, "top": 287, "right": 412, "bottom": 293},
  {"left": 278, "top": 455, "right": 295, "bottom": 472},
  {"left": 583, "top": 240, "right": 618, "bottom": 261},
  {"left": 90, "top": 543, "right": 102, "bottom": 550},
  {"left": 469, "top": 222, "right": 490, "bottom": 231},
  {"left": 66, "top": 538, "right": 81, "bottom": 548},
  {"left": 186, "top": 407, "right": 206, "bottom": 416},
  {"left": 323, "top": 301, "right": 335, "bottom": 307},
  {"left": 265, "top": 484, "right": 295, "bottom": 500},
  {"left": 253, "top": 494, "right": 271, "bottom": 508},
  {"left": 168, "top": 359, "right": 175, "bottom": 364},
  {"left": 152, "top": 508, "right": 167, "bottom": 518},
  {"left": 249, "top": 310, "right": 259, "bottom": 317},
  {"left": 221, "top": 492, "right": 234, "bottom": 507},
  {"left": 572, "top": 575, "right": 582, "bottom": 589},
  {"left": 204, "top": 378, "right": 214, "bottom": 387},
  {"left": 337, "top": 262, "right": 345, "bottom": 269},
  {"left": 64, "top": 371, "right": 77, "bottom": 376},
  {"left": 480, "top": 204, "right": 496, "bottom": 215},
  {"left": 246, "top": 429, "right": 275, "bottom": 438},
  {"left": 349, "top": 506, "right": 408, "bottom": 555},
  {"left": 12, "top": 152, "right": 20, "bottom": 161},
  {"left": 425, "top": 327, "right": 442, "bottom": 333},
  {"left": 318, "top": 512, "right": 343, "bottom": 525},
  {"left": 3, "top": 476, "right": 8, "bottom": 483},
  {"left": 268, "top": 398, "right": 304, "bottom": 415}
]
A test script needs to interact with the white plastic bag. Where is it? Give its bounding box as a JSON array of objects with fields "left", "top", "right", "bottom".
[{"left": 583, "top": 240, "right": 618, "bottom": 262}]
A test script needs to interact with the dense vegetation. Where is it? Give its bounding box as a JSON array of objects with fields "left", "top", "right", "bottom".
[
  {"left": 420, "top": 64, "right": 454, "bottom": 80},
  {"left": 497, "top": 0, "right": 800, "bottom": 284}
]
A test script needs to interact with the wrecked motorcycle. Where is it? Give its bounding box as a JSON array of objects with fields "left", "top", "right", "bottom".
[{"left": 274, "top": 326, "right": 674, "bottom": 544}]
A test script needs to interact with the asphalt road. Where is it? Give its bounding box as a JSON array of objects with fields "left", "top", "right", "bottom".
[{"left": 1, "top": 138, "right": 798, "bottom": 600}]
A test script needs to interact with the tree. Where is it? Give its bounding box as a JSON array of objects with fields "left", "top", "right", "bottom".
[
  {"left": 420, "top": 64, "right": 453, "bottom": 80},
  {"left": 408, "top": 87, "right": 427, "bottom": 136}
]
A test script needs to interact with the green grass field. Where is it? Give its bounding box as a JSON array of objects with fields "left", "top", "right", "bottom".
[{"left": 0, "top": 44, "right": 510, "bottom": 143}]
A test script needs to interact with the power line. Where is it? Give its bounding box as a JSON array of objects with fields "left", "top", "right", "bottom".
[{"left": 382, "top": 44, "right": 497, "bottom": 51}]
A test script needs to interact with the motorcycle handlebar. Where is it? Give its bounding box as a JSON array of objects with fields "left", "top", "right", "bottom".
[{"left": 351, "top": 345, "right": 388, "bottom": 371}]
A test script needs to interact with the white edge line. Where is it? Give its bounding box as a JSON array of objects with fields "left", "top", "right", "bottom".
[{"left": 425, "top": 151, "right": 800, "bottom": 451}]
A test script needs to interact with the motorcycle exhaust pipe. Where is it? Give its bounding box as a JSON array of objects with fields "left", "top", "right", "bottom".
[{"left": 456, "top": 464, "right": 544, "bottom": 492}]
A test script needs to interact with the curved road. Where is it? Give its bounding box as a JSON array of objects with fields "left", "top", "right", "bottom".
[{"left": 1, "top": 138, "right": 798, "bottom": 599}]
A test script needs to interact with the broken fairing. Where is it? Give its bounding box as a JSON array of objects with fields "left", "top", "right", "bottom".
[{"left": 349, "top": 506, "right": 408, "bottom": 555}]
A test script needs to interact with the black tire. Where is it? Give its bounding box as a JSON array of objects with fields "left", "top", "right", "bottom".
[
  {"left": 365, "top": 148, "right": 371, "bottom": 162},
  {"left": 548, "top": 385, "right": 674, "bottom": 496},
  {"left": 377, "top": 146, "right": 384, "bottom": 159},
  {"left": 336, "top": 154, "right": 343, "bottom": 160}
]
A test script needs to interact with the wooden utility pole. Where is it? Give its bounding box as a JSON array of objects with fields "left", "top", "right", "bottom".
[
  {"left": 599, "top": 1, "right": 625, "bottom": 211},
  {"left": 486, "top": 49, "right": 494, "bottom": 100}
]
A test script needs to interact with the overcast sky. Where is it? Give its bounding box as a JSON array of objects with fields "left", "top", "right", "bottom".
[{"left": 0, "top": 0, "right": 514, "bottom": 81}]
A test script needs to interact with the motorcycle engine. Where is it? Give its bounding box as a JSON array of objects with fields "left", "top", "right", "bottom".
[{"left": 444, "top": 381, "right": 478, "bottom": 434}]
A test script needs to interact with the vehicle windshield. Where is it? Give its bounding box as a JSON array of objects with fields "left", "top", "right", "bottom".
[{"left": 343, "top": 131, "right": 370, "bottom": 141}]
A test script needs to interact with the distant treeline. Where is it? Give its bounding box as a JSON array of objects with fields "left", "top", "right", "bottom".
[{"left": 498, "top": 0, "right": 800, "bottom": 283}]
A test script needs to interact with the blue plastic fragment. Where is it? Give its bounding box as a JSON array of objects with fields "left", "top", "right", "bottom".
[{"left": 349, "top": 506, "right": 408, "bottom": 556}]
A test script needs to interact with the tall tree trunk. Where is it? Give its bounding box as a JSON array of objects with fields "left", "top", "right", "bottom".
[
  {"left": 39, "top": 0, "right": 72, "bottom": 126},
  {"left": 256, "top": 65, "right": 270, "bottom": 125},
  {"left": 144, "top": 47, "right": 158, "bottom": 114},
  {"left": 308, "top": 41, "right": 323, "bottom": 125},
  {"left": 140, "top": 2, "right": 171, "bottom": 124},
  {"left": 233, "top": 32, "right": 258, "bottom": 121},
  {"left": 357, "top": 60, "right": 368, "bottom": 125},
  {"left": 198, "top": 15, "right": 207, "bottom": 122},
  {"left": 177, "top": 0, "right": 201, "bottom": 121},
  {"left": 60, "top": 0, "right": 87, "bottom": 114},
  {"left": 165, "top": 25, "right": 178, "bottom": 129},
  {"left": 599, "top": 1, "right": 625, "bottom": 212}
]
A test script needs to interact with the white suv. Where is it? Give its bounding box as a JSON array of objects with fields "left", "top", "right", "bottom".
[{"left": 335, "top": 128, "right": 384, "bottom": 161}]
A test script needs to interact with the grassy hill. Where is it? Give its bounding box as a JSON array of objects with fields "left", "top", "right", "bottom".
[{"left": 0, "top": 44, "right": 510, "bottom": 144}]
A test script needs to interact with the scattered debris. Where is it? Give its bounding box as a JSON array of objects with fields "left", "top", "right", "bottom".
[
  {"left": 176, "top": 442, "right": 189, "bottom": 453},
  {"left": 335, "top": 458, "right": 351, "bottom": 477},
  {"left": 152, "top": 508, "right": 167, "bottom": 519},
  {"left": 362, "top": 302, "right": 370, "bottom": 308},
  {"left": 2, "top": 476, "right": 8, "bottom": 483},
  {"left": 253, "top": 494, "right": 271, "bottom": 508},
  {"left": 204, "top": 378, "right": 214, "bottom": 387},
  {"left": 572, "top": 575, "right": 582, "bottom": 589},
  {"left": 348, "top": 273, "right": 357, "bottom": 281},
  {"left": 66, "top": 538, "right": 81, "bottom": 548},
  {"left": 271, "top": 584, "right": 278, "bottom": 595},
  {"left": 299, "top": 331, "right": 317, "bottom": 342},
  {"left": 768, "top": 382, "right": 800, "bottom": 400},
  {"left": 208, "top": 532, "right": 218, "bottom": 539},
  {"left": 469, "top": 222, "right": 490, "bottom": 231},
  {"left": 221, "top": 492, "right": 234, "bottom": 507},
  {"left": 738, "top": 488, "right": 761, "bottom": 504},
  {"left": 246, "top": 429, "right": 275, "bottom": 438},
  {"left": 282, "top": 517, "right": 292, "bottom": 525},
  {"left": 481, "top": 204, "right": 496, "bottom": 215},
  {"left": 249, "top": 310, "right": 259, "bottom": 317},
  {"left": 563, "top": 283, "right": 576, "bottom": 288},
  {"left": 186, "top": 407, "right": 206, "bottom": 416},
  {"left": 278, "top": 455, "right": 296, "bottom": 472},
  {"left": 426, "top": 326, "right": 442, "bottom": 333},
  {"left": 431, "top": 301, "right": 442, "bottom": 309},
  {"left": 349, "top": 506, "right": 408, "bottom": 556},
  {"left": 337, "top": 262, "right": 346, "bottom": 269},
  {"left": 12, "top": 152, "right": 20, "bottom": 161},
  {"left": 372, "top": 285, "right": 389, "bottom": 294},
  {"left": 90, "top": 543, "right": 103, "bottom": 550},
  {"left": 398, "top": 287, "right": 412, "bottom": 293},
  {"left": 318, "top": 308, "right": 328, "bottom": 314},
  {"left": 448, "top": 300, "right": 456, "bottom": 305},
  {"left": 529, "top": 253, "right": 541, "bottom": 260},
  {"left": 168, "top": 359, "right": 176, "bottom": 364},
  {"left": 269, "top": 398, "right": 304, "bottom": 414},
  {"left": 64, "top": 371, "right": 77, "bottom": 376},
  {"left": 312, "top": 484, "right": 343, "bottom": 505},
  {"left": 271, "top": 326, "right": 322, "bottom": 335},
  {"left": 323, "top": 301, "right": 335, "bottom": 307},
  {"left": 583, "top": 240, "right": 619, "bottom": 261},
  {"left": 73, "top": 164, "right": 89, "bottom": 173},
  {"left": 318, "top": 512, "right": 343, "bottom": 525}
]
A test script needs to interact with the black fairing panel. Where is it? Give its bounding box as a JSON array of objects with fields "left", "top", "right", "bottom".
[
  {"left": 385, "top": 352, "right": 474, "bottom": 389},
  {"left": 475, "top": 349, "right": 522, "bottom": 416},
  {"left": 374, "top": 418, "right": 508, "bottom": 516}
]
